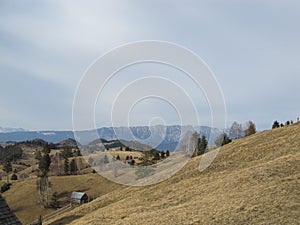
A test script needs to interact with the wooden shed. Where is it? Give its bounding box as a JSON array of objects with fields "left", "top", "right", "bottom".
[{"left": 70, "top": 192, "right": 88, "bottom": 205}]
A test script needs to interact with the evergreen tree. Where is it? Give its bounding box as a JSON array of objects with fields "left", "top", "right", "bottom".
[
  {"left": 192, "top": 135, "right": 208, "bottom": 157},
  {"left": 64, "top": 158, "right": 69, "bottom": 175},
  {"left": 2, "top": 161, "right": 12, "bottom": 183},
  {"left": 153, "top": 152, "right": 160, "bottom": 160},
  {"left": 61, "top": 147, "right": 73, "bottom": 159},
  {"left": 39, "top": 153, "right": 51, "bottom": 176},
  {"left": 215, "top": 133, "right": 232, "bottom": 147},
  {"left": 70, "top": 159, "right": 77, "bottom": 175},
  {"left": 37, "top": 151, "right": 51, "bottom": 208},
  {"left": 42, "top": 143, "right": 51, "bottom": 154},
  {"left": 198, "top": 135, "right": 208, "bottom": 155},
  {"left": 35, "top": 150, "right": 42, "bottom": 161},
  {"left": 0, "top": 144, "right": 23, "bottom": 164},
  {"left": 272, "top": 120, "right": 280, "bottom": 129},
  {"left": 166, "top": 150, "right": 170, "bottom": 157},
  {"left": 224, "top": 134, "right": 232, "bottom": 145},
  {"left": 11, "top": 173, "right": 18, "bottom": 180}
]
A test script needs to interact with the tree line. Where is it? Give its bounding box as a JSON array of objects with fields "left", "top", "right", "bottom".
[
  {"left": 189, "top": 120, "right": 258, "bottom": 158},
  {"left": 229, "top": 120, "right": 256, "bottom": 139},
  {"left": 272, "top": 119, "right": 296, "bottom": 129}
]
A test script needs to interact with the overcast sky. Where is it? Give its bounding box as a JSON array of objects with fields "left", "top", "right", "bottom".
[{"left": 0, "top": 0, "right": 299, "bottom": 131}]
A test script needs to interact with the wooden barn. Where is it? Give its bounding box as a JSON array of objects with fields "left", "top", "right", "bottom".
[
  {"left": 70, "top": 192, "right": 89, "bottom": 205},
  {"left": 0, "top": 194, "right": 22, "bottom": 225}
]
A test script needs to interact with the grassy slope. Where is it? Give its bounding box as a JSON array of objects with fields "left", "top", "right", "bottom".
[
  {"left": 45, "top": 123, "right": 300, "bottom": 225},
  {"left": 2, "top": 174, "right": 121, "bottom": 224}
]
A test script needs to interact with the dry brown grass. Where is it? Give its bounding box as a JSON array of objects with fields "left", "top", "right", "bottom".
[
  {"left": 2, "top": 173, "right": 121, "bottom": 224},
  {"left": 44, "top": 123, "right": 300, "bottom": 225}
]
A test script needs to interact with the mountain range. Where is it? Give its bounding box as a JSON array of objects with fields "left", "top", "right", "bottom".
[
  {"left": 0, "top": 127, "right": 27, "bottom": 133},
  {"left": 0, "top": 125, "right": 222, "bottom": 151}
]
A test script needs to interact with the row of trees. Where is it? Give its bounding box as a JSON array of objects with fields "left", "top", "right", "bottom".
[
  {"left": 1, "top": 165, "right": 19, "bottom": 183},
  {"left": 2, "top": 161, "right": 13, "bottom": 183},
  {"left": 0, "top": 144, "right": 23, "bottom": 193},
  {"left": 191, "top": 132, "right": 208, "bottom": 157},
  {"left": 190, "top": 121, "right": 257, "bottom": 157},
  {"left": 230, "top": 121, "right": 256, "bottom": 139},
  {"left": 0, "top": 144, "right": 23, "bottom": 164},
  {"left": 190, "top": 131, "right": 232, "bottom": 157},
  {"left": 137, "top": 149, "right": 170, "bottom": 166},
  {"left": 63, "top": 158, "right": 78, "bottom": 175},
  {"left": 34, "top": 143, "right": 84, "bottom": 208},
  {"left": 60, "top": 147, "right": 82, "bottom": 176},
  {"left": 35, "top": 145, "right": 83, "bottom": 176},
  {"left": 272, "top": 120, "right": 294, "bottom": 129}
]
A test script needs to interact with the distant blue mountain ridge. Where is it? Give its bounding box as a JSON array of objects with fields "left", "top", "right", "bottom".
[{"left": 0, "top": 125, "right": 222, "bottom": 151}]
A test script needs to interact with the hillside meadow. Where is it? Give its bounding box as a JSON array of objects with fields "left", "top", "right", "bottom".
[
  {"left": 1, "top": 174, "right": 121, "bottom": 224},
  {"left": 44, "top": 122, "right": 300, "bottom": 225},
  {"left": 1, "top": 122, "right": 299, "bottom": 224}
]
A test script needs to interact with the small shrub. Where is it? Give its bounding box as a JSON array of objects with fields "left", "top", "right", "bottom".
[
  {"left": 11, "top": 173, "right": 18, "bottom": 180},
  {"left": 49, "top": 192, "right": 60, "bottom": 209},
  {"left": 272, "top": 120, "right": 280, "bottom": 129},
  {"left": 166, "top": 150, "right": 170, "bottom": 157}
]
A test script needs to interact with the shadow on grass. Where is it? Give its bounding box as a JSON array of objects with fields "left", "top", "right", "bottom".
[
  {"left": 11, "top": 205, "right": 24, "bottom": 213},
  {"left": 57, "top": 191, "right": 69, "bottom": 198},
  {"left": 48, "top": 215, "right": 82, "bottom": 225},
  {"left": 76, "top": 188, "right": 90, "bottom": 193}
]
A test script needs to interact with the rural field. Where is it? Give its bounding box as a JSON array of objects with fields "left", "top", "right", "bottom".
[{"left": 39, "top": 122, "right": 300, "bottom": 225}]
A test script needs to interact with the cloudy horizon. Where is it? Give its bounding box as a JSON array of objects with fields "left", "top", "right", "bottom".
[{"left": 1, "top": 0, "right": 299, "bottom": 131}]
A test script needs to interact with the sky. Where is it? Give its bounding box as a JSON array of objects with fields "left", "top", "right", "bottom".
[{"left": 0, "top": 0, "right": 299, "bottom": 131}]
